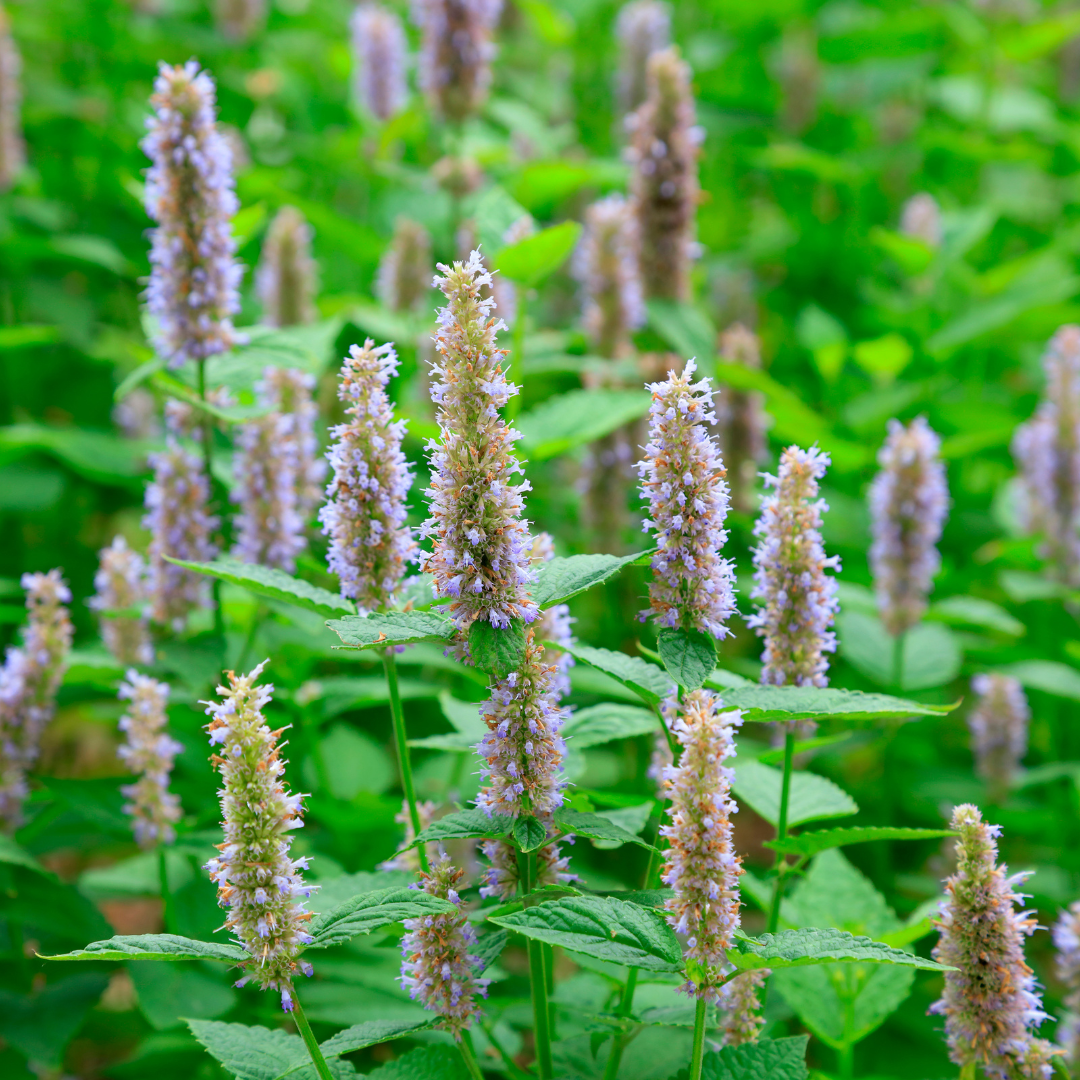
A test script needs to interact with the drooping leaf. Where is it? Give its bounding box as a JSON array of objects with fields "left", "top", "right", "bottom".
[
  {"left": 998, "top": 659, "right": 1080, "bottom": 702},
  {"left": 765, "top": 827, "right": 957, "bottom": 859},
  {"left": 588, "top": 803, "right": 655, "bottom": 849},
  {"left": 517, "top": 388, "right": 653, "bottom": 460},
  {"left": 0, "top": 833, "right": 46, "bottom": 873},
  {"left": 733, "top": 760, "right": 858, "bottom": 827},
  {"left": 729, "top": 927, "right": 950, "bottom": 972},
  {"left": 409, "top": 808, "right": 515, "bottom": 848},
  {"left": 307, "top": 1020, "right": 434, "bottom": 1069},
  {"left": 532, "top": 550, "right": 651, "bottom": 609},
  {"left": 514, "top": 815, "right": 549, "bottom": 852},
  {"left": 666, "top": 1035, "right": 810, "bottom": 1080},
  {"left": 470, "top": 929, "right": 510, "bottom": 975},
  {"left": 469, "top": 618, "right": 526, "bottom": 679},
  {"left": 837, "top": 611, "right": 962, "bottom": 690},
  {"left": 186, "top": 1019, "right": 309, "bottom": 1080},
  {"left": 307, "top": 888, "right": 459, "bottom": 949},
  {"left": 711, "top": 684, "right": 955, "bottom": 724},
  {"left": 928, "top": 595, "right": 1025, "bottom": 637},
  {"left": 565, "top": 643, "right": 675, "bottom": 706},
  {"left": 562, "top": 702, "right": 659, "bottom": 748},
  {"left": 495, "top": 220, "right": 582, "bottom": 286},
  {"left": 656, "top": 628, "right": 717, "bottom": 692},
  {"left": 553, "top": 807, "right": 659, "bottom": 851},
  {"left": 44, "top": 934, "right": 248, "bottom": 964},
  {"left": 327, "top": 609, "right": 457, "bottom": 650}
]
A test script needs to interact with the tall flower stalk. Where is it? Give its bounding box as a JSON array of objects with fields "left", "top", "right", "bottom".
[
  {"left": 1054, "top": 901, "right": 1080, "bottom": 1069},
  {"left": 257, "top": 207, "right": 318, "bottom": 327},
  {"left": 378, "top": 218, "right": 434, "bottom": 314},
  {"left": 0, "top": 2, "right": 24, "bottom": 192},
  {"left": 90, "top": 535, "right": 153, "bottom": 667},
  {"left": 615, "top": 0, "right": 671, "bottom": 115},
  {"left": 351, "top": 4, "right": 408, "bottom": 121},
  {"left": 714, "top": 324, "right": 769, "bottom": 515},
  {"left": 214, "top": 0, "right": 266, "bottom": 41},
  {"left": 968, "top": 674, "right": 1030, "bottom": 803}
]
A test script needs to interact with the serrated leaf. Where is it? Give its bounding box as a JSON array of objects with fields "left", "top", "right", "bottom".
[
  {"left": 365, "top": 1045, "right": 468, "bottom": 1080},
  {"left": 765, "top": 827, "right": 957, "bottom": 859},
  {"left": 44, "top": 934, "right": 248, "bottom": 964},
  {"left": 733, "top": 760, "right": 858, "bottom": 827},
  {"left": 667, "top": 1035, "right": 810, "bottom": 1080},
  {"left": 307, "top": 888, "right": 458, "bottom": 949},
  {"left": 495, "top": 220, "right": 582, "bottom": 286},
  {"left": 409, "top": 808, "right": 515, "bottom": 849},
  {"left": 709, "top": 683, "right": 955, "bottom": 723},
  {"left": 470, "top": 929, "right": 509, "bottom": 975},
  {"left": 730, "top": 927, "right": 951, "bottom": 972},
  {"left": 532, "top": 550, "right": 651, "bottom": 608},
  {"left": 562, "top": 702, "right": 659, "bottom": 748},
  {"left": 489, "top": 895, "right": 683, "bottom": 972},
  {"left": 166, "top": 557, "right": 354, "bottom": 618},
  {"left": 187, "top": 1019, "right": 308, "bottom": 1080},
  {"left": 0, "top": 833, "right": 46, "bottom": 874},
  {"left": 554, "top": 807, "right": 659, "bottom": 851},
  {"left": 517, "top": 388, "right": 653, "bottom": 460},
  {"left": 657, "top": 628, "right": 717, "bottom": 691},
  {"left": 837, "top": 611, "right": 961, "bottom": 690},
  {"left": 327, "top": 609, "right": 457, "bottom": 650},
  {"left": 305, "top": 1020, "right": 433, "bottom": 1070},
  {"left": 515, "top": 815, "right": 548, "bottom": 852},
  {"left": 469, "top": 618, "right": 526, "bottom": 678},
  {"left": 565, "top": 643, "right": 674, "bottom": 706}
]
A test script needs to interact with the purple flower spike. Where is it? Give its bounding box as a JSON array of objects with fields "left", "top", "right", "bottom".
[
  {"left": 257, "top": 206, "right": 318, "bottom": 328},
  {"left": 615, "top": 0, "right": 671, "bottom": 115},
  {"left": 968, "top": 674, "right": 1030, "bottom": 801},
  {"left": 90, "top": 535, "right": 153, "bottom": 667},
  {"left": 1054, "top": 901, "right": 1080, "bottom": 1068},
  {"left": 0, "top": 5, "right": 24, "bottom": 192},
  {"left": 351, "top": 4, "right": 408, "bottom": 121}
]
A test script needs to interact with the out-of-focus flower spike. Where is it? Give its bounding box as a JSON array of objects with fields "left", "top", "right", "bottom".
[
  {"left": 615, "top": 0, "right": 671, "bottom": 115},
  {"left": 90, "top": 536, "right": 153, "bottom": 667},
  {"left": 0, "top": 3, "right": 25, "bottom": 192},
  {"left": 529, "top": 533, "right": 574, "bottom": 701},
  {"left": 257, "top": 207, "right": 318, "bottom": 328},
  {"left": 718, "top": 969, "right": 769, "bottom": 1046},
  {"left": 714, "top": 324, "right": 769, "bottom": 515},
  {"left": 214, "top": 0, "right": 266, "bottom": 41},
  {"left": 900, "top": 192, "right": 942, "bottom": 249},
  {"left": 379, "top": 799, "right": 439, "bottom": 871},
  {"left": 377, "top": 218, "right": 434, "bottom": 314},
  {"left": 968, "top": 674, "right": 1030, "bottom": 802},
  {"left": 1054, "top": 901, "right": 1080, "bottom": 1068},
  {"left": 351, "top": 4, "right": 409, "bottom": 121}
]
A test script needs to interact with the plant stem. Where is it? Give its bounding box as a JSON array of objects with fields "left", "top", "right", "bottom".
[
  {"left": 383, "top": 649, "right": 428, "bottom": 873},
  {"left": 292, "top": 994, "right": 334, "bottom": 1080},
  {"left": 891, "top": 631, "right": 905, "bottom": 691},
  {"left": 959, "top": 1062, "right": 977, "bottom": 1080},
  {"left": 837, "top": 1041, "right": 854, "bottom": 1080},
  {"left": 506, "top": 289, "right": 527, "bottom": 422},
  {"left": 525, "top": 850, "right": 554, "bottom": 1080},
  {"left": 767, "top": 727, "right": 796, "bottom": 934},
  {"left": 480, "top": 1020, "right": 530, "bottom": 1080},
  {"left": 197, "top": 357, "right": 224, "bottom": 639},
  {"left": 602, "top": 967, "right": 639, "bottom": 1080},
  {"left": 689, "top": 997, "right": 708, "bottom": 1080},
  {"left": 158, "top": 846, "right": 176, "bottom": 934},
  {"left": 458, "top": 1031, "right": 485, "bottom": 1080}
]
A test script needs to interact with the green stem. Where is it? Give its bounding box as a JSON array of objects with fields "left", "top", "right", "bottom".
[
  {"left": 526, "top": 850, "right": 554, "bottom": 1080},
  {"left": 292, "top": 994, "right": 334, "bottom": 1080},
  {"left": 506, "top": 289, "right": 527, "bottom": 422},
  {"left": 480, "top": 1020, "right": 529, "bottom": 1080},
  {"left": 837, "top": 1042, "right": 854, "bottom": 1080},
  {"left": 197, "top": 357, "right": 225, "bottom": 640},
  {"left": 603, "top": 968, "right": 639, "bottom": 1080},
  {"left": 383, "top": 649, "right": 428, "bottom": 873},
  {"left": 891, "top": 631, "right": 905, "bottom": 692},
  {"left": 642, "top": 799, "right": 667, "bottom": 890},
  {"left": 458, "top": 1031, "right": 485, "bottom": 1080},
  {"left": 158, "top": 846, "right": 176, "bottom": 934},
  {"left": 960, "top": 1063, "right": 977, "bottom": 1080},
  {"left": 767, "top": 728, "right": 796, "bottom": 934},
  {"left": 689, "top": 997, "right": 708, "bottom": 1080}
]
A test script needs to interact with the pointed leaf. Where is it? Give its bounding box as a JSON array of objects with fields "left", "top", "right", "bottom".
[
  {"left": 44, "top": 934, "right": 248, "bottom": 964},
  {"left": 532, "top": 550, "right": 652, "bottom": 609},
  {"left": 554, "top": 808, "right": 660, "bottom": 852},
  {"left": 565, "top": 643, "right": 674, "bottom": 707},
  {"left": 469, "top": 618, "right": 526, "bottom": 679},
  {"left": 765, "top": 827, "right": 957, "bottom": 859},
  {"left": 729, "top": 927, "right": 952, "bottom": 972},
  {"left": 307, "top": 1020, "right": 434, "bottom": 1069},
  {"left": 708, "top": 683, "right": 956, "bottom": 723},
  {"left": 365, "top": 1045, "right": 468, "bottom": 1080},
  {"left": 187, "top": 1019, "right": 308, "bottom": 1080},
  {"left": 517, "top": 388, "right": 653, "bottom": 460},
  {"left": 307, "top": 888, "right": 458, "bottom": 949},
  {"left": 657, "top": 628, "right": 717, "bottom": 692},
  {"left": 495, "top": 220, "right": 582, "bottom": 286},
  {"left": 733, "top": 760, "right": 858, "bottom": 827},
  {"left": 515, "top": 815, "right": 549, "bottom": 852},
  {"left": 0, "top": 833, "right": 46, "bottom": 874},
  {"left": 327, "top": 610, "right": 457, "bottom": 650},
  {"left": 562, "top": 702, "right": 659, "bottom": 748},
  {"left": 667, "top": 1035, "right": 810, "bottom": 1080},
  {"left": 408, "top": 808, "right": 515, "bottom": 849},
  {"left": 998, "top": 659, "right": 1080, "bottom": 702}
]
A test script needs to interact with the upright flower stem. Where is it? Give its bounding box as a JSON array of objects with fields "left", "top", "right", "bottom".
[
  {"left": 158, "top": 846, "right": 175, "bottom": 933},
  {"left": 383, "top": 649, "right": 428, "bottom": 873},
  {"left": 689, "top": 997, "right": 708, "bottom": 1080},
  {"left": 603, "top": 967, "right": 639, "bottom": 1080},
  {"left": 525, "top": 849, "right": 554, "bottom": 1080},
  {"left": 197, "top": 357, "right": 224, "bottom": 639},
  {"left": 458, "top": 1031, "right": 485, "bottom": 1080},
  {"left": 768, "top": 728, "right": 796, "bottom": 934},
  {"left": 891, "top": 631, "right": 905, "bottom": 691},
  {"left": 292, "top": 994, "right": 334, "bottom": 1080}
]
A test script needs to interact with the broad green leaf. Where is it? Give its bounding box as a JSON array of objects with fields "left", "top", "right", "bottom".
[
  {"left": 131, "top": 961, "right": 236, "bottom": 1030},
  {"left": 365, "top": 1045, "right": 468, "bottom": 1080},
  {"left": 851, "top": 333, "right": 912, "bottom": 385},
  {"left": 469, "top": 618, "right": 526, "bottom": 679},
  {"left": 657, "top": 628, "right": 717, "bottom": 691},
  {"left": 928, "top": 595, "right": 1024, "bottom": 637},
  {"left": 589, "top": 802, "right": 654, "bottom": 849},
  {"left": 472, "top": 184, "right": 531, "bottom": 254},
  {"left": 646, "top": 298, "right": 717, "bottom": 364},
  {"left": 765, "top": 827, "right": 956, "bottom": 859},
  {"left": 4, "top": 864, "right": 113, "bottom": 943},
  {"left": 532, "top": 549, "right": 651, "bottom": 609},
  {"left": 554, "top": 807, "right": 659, "bottom": 851},
  {"left": 515, "top": 815, "right": 549, "bottom": 852},
  {"left": 307, "top": 888, "right": 458, "bottom": 948},
  {"left": 703, "top": 667, "right": 754, "bottom": 689},
  {"left": 869, "top": 226, "right": 935, "bottom": 276},
  {"left": 715, "top": 685, "right": 952, "bottom": 723},
  {"left": 308, "top": 1020, "right": 434, "bottom": 1070},
  {"left": 153, "top": 372, "right": 272, "bottom": 424},
  {"left": 508, "top": 158, "right": 626, "bottom": 214},
  {"left": 758, "top": 732, "right": 854, "bottom": 765},
  {"left": 392, "top": 573, "right": 440, "bottom": 611},
  {"left": 1002, "top": 9, "right": 1080, "bottom": 61},
  {"left": 496, "top": 220, "right": 582, "bottom": 286},
  {"left": 470, "top": 929, "right": 510, "bottom": 974},
  {"left": 327, "top": 609, "right": 457, "bottom": 650},
  {"left": 489, "top": 895, "right": 683, "bottom": 972},
  {"left": 998, "top": 659, "right": 1080, "bottom": 702},
  {"left": 565, "top": 643, "right": 674, "bottom": 706},
  {"left": 0, "top": 973, "right": 109, "bottom": 1069},
  {"left": 80, "top": 848, "right": 197, "bottom": 899},
  {"left": 0, "top": 324, "right": 62, "bottom": 349},
  {"left": 0, "top": 833, "right": 45, "bottom": 873},
  {"left": 517, "top": 388, "right": 653, "bottom": 460},
  {"left": 562, "top": 702, "right": 659, "bottom": 748},
  {"left": 733, "top": 760, "right": 858, "bottom": 827},
  {"left": 837, "top": 611, "right": 962, "bottom": 691},
  {"left": 667, "top": 1035, "right": 810, "bottom": 1080},
  {"left": 0, "top": 423, "right": 156, "bottom": 486},
  {"left": 186, "top": 1019, "right": 308, "bottom": 1080},
  {"left": 730, "top": 927, "right": 949, "bottom": 973},
  {"left": 409, "top": 808, "right": 515, "bottom": 848},
  {"left": 44, "top": 934, "right": 248, "bottom": 964},
  {"left": 309, "top": 871, "right": 414, "bottom": 916},
  {"left": 167, "top": 557, "right": 354, "bottom": 618}
]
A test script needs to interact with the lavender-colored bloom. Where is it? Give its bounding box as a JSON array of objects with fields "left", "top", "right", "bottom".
[
  {"left": 144, "top": 437, "right": 219, "bottom": 631},
  {"left": 203, "top": 661, "right": 317, "bottom": 1012},
  {"left": 968, "top": 674, "right": 1030, "bottom": 801},
  {"left": 930, "top": 804, "right": 1057, "bottom": 1079},
  {"left": 1013, "top": 326, "right": 1080, "bottom": 586},
  {"left": 748, "top": 445, "right": 840, "bottom": 688},
  {"left": 1054, "top": 901, "right": 1080, "bottom": 1067},
  {"left": 615, "top": 0, "right": 671, "bottom": 115},
  {"left": 480, "top": 827, "right": 576, "bottom": 901},
  {"left": 380, "top": 799, "right": 438, "bottom": 872},
  {"left": 90, "top": 536, "right": 153, "bottom": 667},
  {"left": 215, "top": 0, "right": 266, "bottom": 40},
  {"left": 900, "top": 192, "right": 942, "bottom": 249},
  {"left": 113, "top": 388, "right": 161, "bottom": 441},
  {"left": 420, "top": 251, "right": 537, "bottom": 631},
  {"left": 719, "top": 969, "right": 769, "bottom": 1047},
  {"left": 0, "top": 3, "right": 24, "bottom": 191},
  {"left": 0, "top": 571, "right": 73, "bottom": 832},
  {"left": 628, "top": 47, "right": 702, "bottom": 303},
  {"left": 351, "top": 4, "right": 408, "bottom": 121},
  {"left": 529, "top": 532, "right": 574, "bottom": 700},
  {"left": 869, "top": 416, "right": 949, "bottom": 636},
  {"left": 400, "top": 849, "right": 489, "bottom": 1037},
  {"left": 412, "top": 0, "right": 502, "bottom": 121},
  {"left": 378, "top": 218, "right": 434, "bottom": 314},
  {"left": 637, "top": 359, "right": 737, "bottom": 639},
  {"left": 117, "top": 672, "right": 183, "bottom": 848},
  {"left": 660, "top": 689, "right": 744, "bottom": 1002},
  {"left": 714, "top": 324, "right": 769, "bottom": 516},
  {"left": 257, "top": 206, "right": 318, "bottom": 328},
  {"left": 142, "top": 61, "right": 242, "bottom": 369},
  {"left": 319, "top": 341, "right": 417, "bottom": 610}
]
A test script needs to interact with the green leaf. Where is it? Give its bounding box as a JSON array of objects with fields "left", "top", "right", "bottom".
[
  {"left": 0, "top": 324, "right": 62, "bottom": 350},
  {"left": 730, "top": 927, "right": 951, "bottom": 973},
  {"left": 998, "top": 659, "right": 1080, "bottom": 702},
  {"left": 554, "top": 807, "right": 659, "bottom": 851},
  {"left": 0, "top": 833, "right": 46, "bottom": 873},
  {"left": 733, "top": 760, "right": 858, "bottom": 827},
  {"left": 0, "top": 423, "right": 155, "bottom": 486},
  {"left": 532, "top": 550, "right": 651, "bottom": 608},
  {"left": 565, "top": 643, "right": 674, "bottom": 706},
  {"left": 928, "top": 595, "right": 1024, "bottom": 637},
  {"left": 645, "top": 299, "right": 717, "bottom": 364},
  {"left": 517, "top": 388, "right": 653, "bottom": 460},
  {"left": 489, "top": 895, "right": 683, "bottom": 972},
  {"left": 588, "top": 803, "right": 654, "bottom": 850},
  {"left": 667, "top": 1035, "right": 810, "bottom": 1080},
  {"left": 765, "top": 827, "right": 957, "bottom": 859},
  {"left": 166, "top": 557, "right": 354, "bottom": 618},
  {"left": 307, "top": 887, "right": 459, "bottom": 949},
  {"left": 186, "top": 1019, "right": 308, "bottom": 1080},
  {"left": 562, "top": 702, "right": 659, "bottom": 748},
  {"left": 470, "top": 928, "right": 509, "bottom": 975},
  {"left": 471, "top": 184, "right": 531, "bottom": 254},
  {"left": 44, "top": 934, "right": 248, "bottom": 964},
  {"left": 312, "top": 1019, "right": 434, "bottom": 1066},
  {"left": 869, "top": 226, "right": 935, "bottom": 276},
  {"left": 514, "top": 815, "right": 549, "bottom": 852},
  {"left": 837, "top": 611, "right": 962, "bottom": 690},
  {"left": 469, "top": 618, "right": 526, "bottom": 679},
  {"left": 365, "top": 1045, "right": 468, "bottom": 1080},
  {"left": 409, "top": 808, "right": 515, "bottom": 848},
  {"left": 708, "top": 684, "right": 955, "bottom": 724},
  {"left": 508, "top": 158, "right": 626, "bottom": 215},
  {"left": 0, "top": 973, "right": 109, "bottom": 1069},
  {"left": 656, "top": 628, "right": 717, "bottom": 691},
  {"left": 131, "top": 962, "right": 237, "bottom": 1031},
  {"left": 496, "top": 220, "right": 582, "bottom": 286},
  {"left": 308, "top": 871, "right": 414, "bottom": 916},
  {"left": 327, "top": 609, "right": 457, "bottom": 650}
]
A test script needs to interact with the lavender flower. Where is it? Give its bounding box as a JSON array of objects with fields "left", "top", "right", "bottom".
[
  {"left": 203, "top": 661, "right": 317, "bottom": 1012},
  {"left": 351, "top": 4, "right": 408, "bottom": 121},
  {"left": 144, "top": 437, "right": 219, "bottom": 631},
  {"left": 868, "top": 416, "right": 949, "bottom": 637},
  {"left": 930, "top": 804, "right": 1057, "bottom": 1079},
  {"left": 660, "top": 689, "right": 744, "bottom": 1002},
  {"left": 1013, "top": 326, "right": 1080, "bottom": 586},
  {"left": 142, "top": 61, "right": 241, "bottom": 369},
  {"left": 968, "top": 674, "right": 1030, "bottom": 801},
  {"left": 480, "top": 827, "right": 575, "bottom": 901},
  {"left": 719, "top": 969, "right": 769, "bottom": 1046},
  {"left": 320, "top": 341, "right": 417, "bottom": 609},
  {"left": 400, "top": 849, "right": 489, "bottom": 1037},
  {"left": 900, "top": 192, "right": 942, "bottom": 249},
  {"left": 90, "top": 536, "right": 153, "bottom": 667},
  {"left": 637, "top": 359, "right": 736, "bottom": 639},
  {"left": 0, "top": 571, "right": 73, "bottom": 832},
  {"left": 1054, "top": 901, "right": 1080, "bottom": 1067},
  {"left": 117, "top": 672, "right": 183, "bottom": 848},
  {"left": 377, "top": 218, "right": 434, "bottom": 314},
  {"left": 412, "top": 0, "right": 502, "bottom": 121},
  {"left": 0, "top": 3, "right": 24, "bottom": 191},
  {"left": 530, "top": 532, "right": 574, "bottom": 700},
  {"left": 628, "top": 47, "right": 702, "bottom": 302},
  {"left": 214, "top": 0, "right": 266, "bottom": 40},
  {"left": 113, "top": 388, "right": 161, "bottom": 441},
  {"left": 615, "top": 0, "right": 671, "bottom": 115},
  {"left": 380, "top": 799, "right": 438, "bottom": 872},
  {"left": 256, "top": 206, "right": 318, "bottom": 328},
  {"left": 420, "top": 250, "right": 537, "bottom": 631},
  {"left": 748, "top": 445, "right": 840, "bottom": 688},
  {"left": 715, "top": 324, "right": 769, "bottom": 515}
]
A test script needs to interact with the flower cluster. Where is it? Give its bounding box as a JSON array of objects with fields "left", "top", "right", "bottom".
[
  {"left": 659, "top": 689, "right": 744, "bottom": 1002},
  {"left": 377, "top": 218, "right": 433, "bottom": 314},
  {"left": 379, "top": 798, "right": 438, "bottom": 872},
  {"left": 529, "top": 533, "right": 575, "bottom": 700},
  {"left": 420, "top": 251, "right": 537, "bottom": 630},
  {"left": 256, "top": 206, "right": 318, "bottom": 328},
  {"left": 748, "top": 445, "right": 840, "bottom": 688},
  {"left": 900, "top": 192, "right": 943, "bottom": 249},
  {"left": 637, "top": 359, "right": 737, "bottom": 639},
  {"left": 1054, "top": 901, "right": 1080, "bottom": 1067},
  {"left": 320, "top": 341, "right": 417, "bottom": 610},
  {"left": 0, "top": 571, "right": 73, "bottom": 832},
  {"left": 930, "top": 804, "right": 1057, "bottom": 1079},
  {"left": 117, "top": 672, "right": 183, "bottom": 848},
  {"left": 480, "top": 827, "right": 576, "bottom": 902},
  {"left": 615, "top": 0, "right": 671, "bottom": 114},
  {"left": 628, "top": 47, "right": 701, "bottom": 302},
  {"left": 868, "top": 416, "right": 949, "bottom": 636},
  {"left": 351, "top": 4, "right": 408, "bottom": 121},
  {"left": 214, "top": 0, "right": 265, "bottom": 41},
  {"left": 164, "top": 386, "right": 235, "bottom": 439},
  {"left": 142, "top": 61, "right": 241, "bottom": 369},
  {"left": 144, "top": 438, "right": 219, "bottom": 630},
  {"left": 718, "top": 969, "right": 769, "bottom": 1047},
  {"left": 90, "top": 536, "right": 153, "bottom": 667},
  {"left": 400, "top": 849, "right": 489, "bottom": 1037},
  {"left": 714, "top": 324, "right": 769, "bottom": 515},
  {"left": 968, "top": 674, "right": 1030, "bottom": 801},
  {"left": 203, "top": 662, "right": 317, "bottom": 1012},
  {"left": 1013, "top": 326, "right": 1080, "bottom": 586},
  {"left": 0, "top": 3, "right": 24, "bottom": 191}
]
